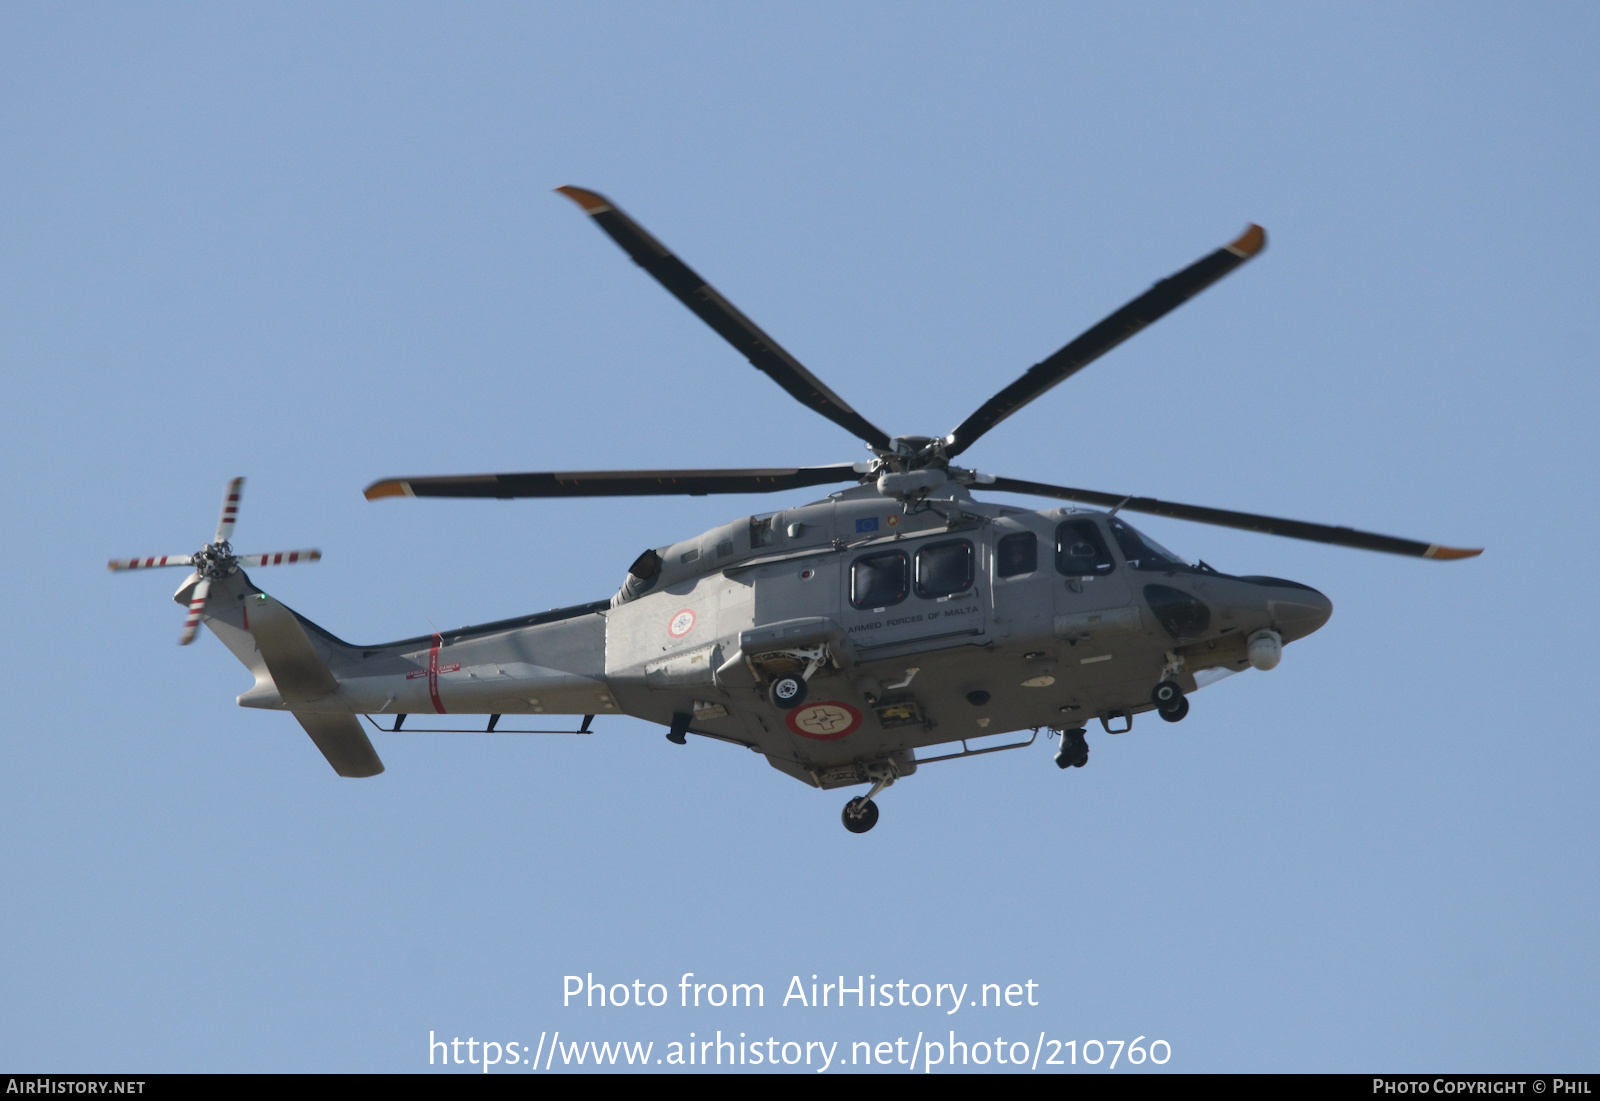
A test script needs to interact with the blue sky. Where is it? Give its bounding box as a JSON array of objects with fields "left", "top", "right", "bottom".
[{"left": 2, "top": 2, "right": 1596, "bottom": 1072}]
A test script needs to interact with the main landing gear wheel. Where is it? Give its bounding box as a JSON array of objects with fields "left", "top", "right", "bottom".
[
  {"left": 1054, "top": 727, "right": 1089, "bottom": 769},
  {"left": 1151, "top": 680, "right": 1189, "bottom": 723},
  {"left": 842, "top": 797, "right": 879, "bottom": 833},
  {"left": 769, "top": 673, "right": 807, "bottom": 710}
]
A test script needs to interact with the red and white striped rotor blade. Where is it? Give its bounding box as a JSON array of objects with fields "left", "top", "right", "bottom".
[
  {"left": 214, "top": 477, "right": 244, "bottom": 544},
  {"left": 179, "top": 577, "right": 211, "bottom": 646},
  {"left": 108, "top": 555, "right": 195, "bottom": 572},
  {"left": 235, "top": 549, "right": 322, "bottom": 568}
]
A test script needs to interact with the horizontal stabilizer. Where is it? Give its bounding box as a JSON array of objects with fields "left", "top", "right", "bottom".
[{"left": 292, "top": 712, "right": 384, "bottom": 778}]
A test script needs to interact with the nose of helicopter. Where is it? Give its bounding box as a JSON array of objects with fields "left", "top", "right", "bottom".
[{"left": 1248, "top": 577, "right": 1333, "bottom": 642}]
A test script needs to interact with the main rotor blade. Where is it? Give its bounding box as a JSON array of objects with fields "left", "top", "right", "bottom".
[
  {"left": 214, "top": 477, "right": 244, "bottom": 544},
  {"left": 365, "top": 464, "right": 864, "bottom": 501},
  {"left": 984, "top": 476, "right": 1483, "bottom": 560},
  {"left": 556, "top": 186, "right": 892, "bottom": 450},
  {"left": 946, "top": 226, "right": 1267, "bottom": 459},
  {"left": 179, "top": 576, "right": 211, "bottom": 645}
]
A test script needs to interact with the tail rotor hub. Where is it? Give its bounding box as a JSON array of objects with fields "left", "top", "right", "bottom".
[{"left": 193, "top": 541, "right": 237, "bottom": 579}]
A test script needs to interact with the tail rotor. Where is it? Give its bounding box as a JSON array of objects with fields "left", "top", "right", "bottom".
[{"left": 108, "top": 477, "right": 322, "bottom": 644}]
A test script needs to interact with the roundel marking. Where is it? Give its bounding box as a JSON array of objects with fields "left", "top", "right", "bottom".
[
  {"left": 667, "top": 609, "right": 696, "bottom": 638},
  {"left": 785, "top": 701, "right": 863, "bottom": 741}
]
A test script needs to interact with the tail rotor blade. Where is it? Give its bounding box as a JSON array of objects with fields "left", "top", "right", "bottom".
[
  {"left": 179, "top": 576, "right": 211, "bottom": 646},
  {"left": 108, "top": 555, "right": 195, "bottom": 572},
  {"left": 235, "top": 549, "right": 323, "bottom": 568},
  {"left": 214, "top": 477, "right": 244, "bottom": 544}
]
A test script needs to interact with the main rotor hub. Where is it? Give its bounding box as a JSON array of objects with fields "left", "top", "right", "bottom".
[
  {"left": 876, "top": 467, "right": 950, "bottom": 502},
  {"left": 874, "top": 435, "right": 950, "bottom": 474}
]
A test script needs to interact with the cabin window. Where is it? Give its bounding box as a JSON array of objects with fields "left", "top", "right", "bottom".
[
  {"left": 851, "top": 551, "right": 909, "bottom": 609},
  {"left": 915, "top": 540, "right": 974, "bottom": 599},
  {"left": 1055, "top": 520, "right": 1115, "bottom": 576},
  {"left": 1107, "top": 517, "right": 1186, "bottom": 572},
  {"left": 996, "top": 531, "right": 1038, "bottom": 578}
]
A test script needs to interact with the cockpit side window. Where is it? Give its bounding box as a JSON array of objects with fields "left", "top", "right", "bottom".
[
  {"left": 996, "top": 531, "right": 1038, "bottom": 578},
  {"left": 915, "top": 540, "right": 974, "bottom": 599},
  {"left": 851, "top": 550, "right": 909, "bottom": 609},
  {"left": 1055, "top": 520, "right": 1115, "bottom": 576},
  {"left": 1106, "top": 517, "right": 1187, "bottom": 572}
]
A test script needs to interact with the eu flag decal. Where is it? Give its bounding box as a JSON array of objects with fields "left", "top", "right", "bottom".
[{"left": 856, "top": 517, "right": 880, "bottom": 533}]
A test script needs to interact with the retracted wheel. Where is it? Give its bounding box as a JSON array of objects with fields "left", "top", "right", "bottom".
[
  {"left": 842, "top": 797, "right": 879, "bottom": 833},
  {"left": 1159, "top": 695, "right": 1190, "bottom": 723},
  {"left": 769, "top": 673, "right": 807, "bottom": 710}
]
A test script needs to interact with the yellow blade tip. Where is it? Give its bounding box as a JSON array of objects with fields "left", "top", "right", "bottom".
[
  {"left": 554, "top": 185, "right": 613, "bottom": 214},
  {"left": 1226, "top": 223, "right": 1267, "bottom": 258},
  {"left": 1425, "top": 545, "right": 1484, "bottom": 560},
  {"left": 364, "top": 480, "right": 412, "bottom": 500}
]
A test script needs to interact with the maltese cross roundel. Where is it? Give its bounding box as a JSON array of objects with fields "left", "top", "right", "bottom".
[
  {"left": 667, "top": 609, "right": 696, "bottom": 638},
  {"left": 785, "top": 701, "right": 863, "bottom": 741}
]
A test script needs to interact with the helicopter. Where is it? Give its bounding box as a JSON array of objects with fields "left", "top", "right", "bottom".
[{"left": 111, "top": 187, "right": 1481, "bottom": 832}]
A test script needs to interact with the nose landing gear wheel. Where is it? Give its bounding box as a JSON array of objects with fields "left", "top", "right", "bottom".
[
  {"left": 1151, "top": 680, "right": 1189, "bottom": 723},
  {"left": 769, "top": 673, "right": 807, "bottom": 710},
  {"left": 841, "top": 797, "right": 879, "bottom": 833}
]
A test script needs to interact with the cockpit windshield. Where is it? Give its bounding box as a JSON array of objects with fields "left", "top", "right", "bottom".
[{"left": 1106, "top": 516, "right": 1190, "bottom": 571}]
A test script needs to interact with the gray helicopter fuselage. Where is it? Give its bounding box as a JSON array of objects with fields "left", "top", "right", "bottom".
[
  {"left": 201, "top": 483, "right": 1330, "bottom": 789},
  {"left": 127, "top": 190, "right": 1473, "bottom": 815}
]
